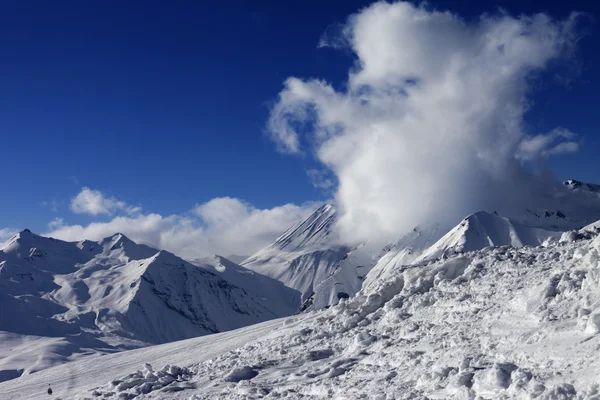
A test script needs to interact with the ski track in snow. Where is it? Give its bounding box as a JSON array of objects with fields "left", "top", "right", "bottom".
[{"left": 4, "top": 227, "right": 600, "bottom": 399}]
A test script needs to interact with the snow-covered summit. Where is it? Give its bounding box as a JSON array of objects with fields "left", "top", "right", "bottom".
[
  {"left": 417, "top": 211, "right": 560, "bottom": 261},
  {"left": 252, "top": 203, "right": 337, "bottom": 254},
  {"left": 363, "top": 211, "right": 559, "bottom": 292},
  {"left": 564, "top": 179, "right": 600, "bottom": 193},
  {"left": 241, "top": 204, "right": 380, "bottom": 311},
  {"left": 97, "top": 232, "right": 158, "bottom": 261}
]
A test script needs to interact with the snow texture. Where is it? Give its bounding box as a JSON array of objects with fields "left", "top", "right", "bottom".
[{"left": 4, "top": 220, "right": 600, "bottom": 399}]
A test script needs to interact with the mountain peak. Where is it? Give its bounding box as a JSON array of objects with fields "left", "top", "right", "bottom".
[
  {"left": 2, "top": 229, "right": 50, "bottom": 252},
  {"left": 418, "top": 211, "right": 559, "bottom": 261},
  {"left": 268, "top": 203, "right": 337, "bottom": 252},
  {"left": 99, "top": 232, "right": 136, "bottom": 249},
  {"left": 16, "top": 228, "right": 39, "bottom": 240},
  {"left": 97, "top": 233, "right": 158, "bottom": 261},
  {"left": 563, "top": 179, "right": 600, "bottom": 193}
]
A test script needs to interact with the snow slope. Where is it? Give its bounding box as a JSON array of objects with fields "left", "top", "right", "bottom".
[
  {"left": 242, "top": 204, "right": 380, "bottom": 311},
  {"left": 241, "top": 202, "right": 582, "bottom": 312},
  {"left": 416, "top": 211, "right": 560, "bottom": 261},
  {"left": 0, "top": 318, "right": 290, "bottom": 400},
  {"left": 364, "top": 211, "right": 559, "bottom": 292},
  {"left": 189, "top": 255, "right": 301, "bottom": 317},
  {"left": 10, "top": 220, "right": 600, "bottom": 399},
  {"left": 0, "top": 231, "right": 291, "bottom": 382}
]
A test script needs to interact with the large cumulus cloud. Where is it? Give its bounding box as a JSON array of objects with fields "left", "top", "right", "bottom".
[{"left": 268, "top": 1, "right": 581, "bottom": 244}]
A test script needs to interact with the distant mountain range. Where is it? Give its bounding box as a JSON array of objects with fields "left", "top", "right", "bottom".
[
  {"left": 1, "top": 179, "right": 599, "bottom": 382},
  {"left": 0, "top": 230, "right": 297, "bottom": 381}
]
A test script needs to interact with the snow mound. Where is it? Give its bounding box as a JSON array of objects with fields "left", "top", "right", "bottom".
[{"left": 224, "top": 366, "right": 259, "bottom": 382}]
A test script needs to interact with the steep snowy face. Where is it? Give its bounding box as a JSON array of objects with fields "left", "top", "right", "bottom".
[
  {"left": 117, "top": 251, "right": 280, "bottom": 344},
  {"left": 259, "top": 203, "right": 337, "bottom": 253},
  {"left": 188, "top": 255, "right": 301, "bottom": 318},
  {"left": 241, "top": 204, "right": 381, "bottom": 311},
  {"left": 0, "top": 231, "right": 291, "bottom": 382}
]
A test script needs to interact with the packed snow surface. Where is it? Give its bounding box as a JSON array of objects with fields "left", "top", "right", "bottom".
[{"left": 4, "top": 223, "right": 600, "bottom": 399}]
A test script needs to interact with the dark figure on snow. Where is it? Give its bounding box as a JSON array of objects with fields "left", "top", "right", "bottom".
[{"left": 47, "top": 385, "right": 53, "bottom": 395}]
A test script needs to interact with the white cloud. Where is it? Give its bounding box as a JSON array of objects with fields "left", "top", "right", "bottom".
[
  {"left": 0, "top": 228, "right": 17, "bottom": 242},
  {"left": 307, "top": 169, "right": 335, "bottom": 190},
  {"left": 48, "top": 218, "right": 64, "bottom": 230},
  {"left": 70, "top": 187, "right": 140, "bottom": 216},
  {"left": 268, "top": 1, "right": 581, "bottom": 244},
  {"left": 42, "top": 200, "right": 62, "bottom": 212},
  {"left": 47, "top": 197, "right": 316, "bottom": 259},
  {"left": 517, "top": 128, "right": 579, "bottom": 160}
]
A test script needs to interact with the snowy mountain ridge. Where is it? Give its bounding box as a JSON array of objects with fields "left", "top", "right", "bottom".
[
  {"left": 241, "top": 204, "right": 382, "bottom": 311},
  {"left": 4, "top": 219, "right": 600, "bottom": 399},
  {"left": 0, "top": 231, "right": 294, "bottom": 382},
  {"left": 242, "top": 181, "right": 600, "bottom": 311},
  {"left": 2, "top": 179, "right": 600, "bottom": 389}
]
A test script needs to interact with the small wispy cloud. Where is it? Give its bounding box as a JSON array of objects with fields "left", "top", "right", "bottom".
[
  {"left": 48, "top": 218, "right": 65, "bottom": 230},
  {"left": 307, "top": 169, "right": 335, "bottom": 190},
  {"left": 517, "top": 128, "right": 580, "bottom": 160},
  {"left": 70, "top": 188, "right": 140, "bottom": 216},
  {"left": 42, "top": 200, "right": 62, "bottom": 212},
  {"left": 0, "top": 228, "right": 18, "bottom": 242}
]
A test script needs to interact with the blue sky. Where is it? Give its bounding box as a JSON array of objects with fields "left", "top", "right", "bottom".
[{"left": 1, "top": 0, "right": 599, "bottom": 256}]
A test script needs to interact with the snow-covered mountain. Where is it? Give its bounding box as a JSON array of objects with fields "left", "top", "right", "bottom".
[
  {"left": 514, "top": 179, "right": 600, "bottom": 230},
  {"left": 3, "top": 180, "right": 599, "bottom": 389},
  {"left": 564, "top": 179, "right": 600, "bottom": 193},
  {"left": 241, "top": 204, "right": 381, "bottom": 311},
  {"left": 188, "top": 255, "right": 300, "bottom": 317},
  {"left": 416, "top": 211, "right": 560, "bottom": 260},
  {"left": 6, "top": 220, "right": 600, "bottom": 399},
  {"left": 0, "top": 231, "right": 293, "bottom": 381},
  {"left": 242, "top": 181, "right": 600, "bottom": 312},
  {"left": 363, "top": 211, "right": 559, "bottom": 291}
]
